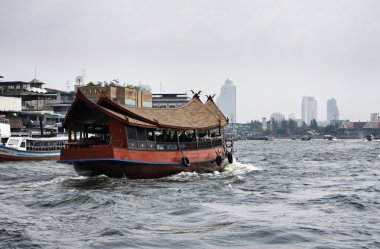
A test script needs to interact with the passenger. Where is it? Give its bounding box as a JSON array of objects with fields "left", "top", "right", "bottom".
[
  {"left": 179, "top": 131, "right": 187, "bottom": 142},
  {"left": 163, "top": 130, "right": 168, "bottom": 142}
]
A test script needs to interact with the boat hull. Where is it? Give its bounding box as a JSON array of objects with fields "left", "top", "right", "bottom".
[
  {"left": 0, "top": 145, "right": 60, "bottom": 161},
  {"left": 64, "top": 158, "right": 226, "bottom": 179},
  {"left": 59, "top": 146, "right": 228, "bottom": 179}
]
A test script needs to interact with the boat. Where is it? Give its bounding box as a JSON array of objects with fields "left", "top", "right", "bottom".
[
  {"left": 301, "top": 136, "right": 311, "bottom": 141},
  {"left": 58, "top": 90, "right": 233, "bottom": 179},
  {"left": 324, "top": 135, "right": 337, "bottom": 141},
  {"left": 364, "top": 134, "right": 374, "bottom": 141},
  {"left": 0, "top": 136, "right": 67, "bottom": 161},
  {"left": 0, "top": 115, "right": 11, "bottom": 145}
]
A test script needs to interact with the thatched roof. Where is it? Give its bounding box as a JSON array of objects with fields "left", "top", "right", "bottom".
[
  {"left": 204, "top": 96, "right": 228, "bottom": 127},
  {"left": 64, "top": 90, "right": 228, "bottom": 130}
]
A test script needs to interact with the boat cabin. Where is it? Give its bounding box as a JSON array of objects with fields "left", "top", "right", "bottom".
[
  {"left": 5, "top": 136, "right": 67, "bottom": 151},
  {"left": 63, "top": 90, "right": 228, "bottom": 152}
]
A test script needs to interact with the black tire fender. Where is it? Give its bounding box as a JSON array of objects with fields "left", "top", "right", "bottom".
[
  {"left": 216, "top": 155, "right": 222, "bottom": 166},
  {"left": 227, "top": 152, "right": 233, "bottom": 164},
  {"left": 181, "top": 156, "right": 190, "bottom": 167}
]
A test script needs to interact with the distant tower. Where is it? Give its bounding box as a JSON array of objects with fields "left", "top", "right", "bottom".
[
  {"left": 302, "top": 96, "right": 317, "bottom": 125},
  {"left": 216, "top": 78, "right": 237, "bottom": 123},
  {"left": 262, "top": 117, "right": 267, "bottom": 131},
  {"left": 327, "top": 98, "right": 339, "bottom": 124}
]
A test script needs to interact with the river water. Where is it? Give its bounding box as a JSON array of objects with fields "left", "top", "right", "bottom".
[{"left": 0, "top": 139, "right": 379, "bottom": 248}]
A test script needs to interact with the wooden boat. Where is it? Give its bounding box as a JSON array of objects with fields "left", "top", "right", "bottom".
[
  {"left": 0, "top": 136, "right": 67, "bottom": 161},
  {"left": 58, "top": 90, "right": 233, "bottom": 179}
]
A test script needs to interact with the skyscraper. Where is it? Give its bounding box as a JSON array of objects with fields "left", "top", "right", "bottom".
[
  {"left": 301, "top": 96, "right": 317, "bottom": 125},
  {"left": 327, "top": 98, "right": 339, "bottom": 124},
  {"left": 216, "top": 78, "right": 236, "bottom": 123}
]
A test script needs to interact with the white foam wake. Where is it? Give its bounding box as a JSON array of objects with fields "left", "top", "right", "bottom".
[{"left": 222, "top": 160, "right": 261, "bottom": 175}]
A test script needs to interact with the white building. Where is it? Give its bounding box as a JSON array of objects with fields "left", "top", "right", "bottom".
[
  {"left": 327, "top": 98, "right": 339, "bottom": 124},
  {"left": 262, "top": 117, "right": 267, "bottom": 131},
  {"left": 301, "top": 96, "right": 317, "bottom": 125},
  {"left": 270, "top": 112, "right": 285, "bottom": 122},
  {"left": 370, "top": 113, "right": 380, "bottom": 121},
  {"left": 216, "top": 78, "right": 236, "bottom": 123}
]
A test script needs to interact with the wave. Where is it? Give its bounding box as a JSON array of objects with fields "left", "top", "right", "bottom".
[{"left": 0, "top": 175, "right": 86, "bottom": 190}]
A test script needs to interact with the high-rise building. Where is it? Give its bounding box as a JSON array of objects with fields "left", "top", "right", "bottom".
[
  {"left": 301, "top": 96, "right": 317, "bottom": 125},
  {"left": 370, "top": 113, "right": 380, "bottom": 121},
  {"left": 327, "top": 98, "right": 339, "bottom": 124},
  {"left": 216, "top": 78, "right": 236, "bottom": 123},
  {"left": 262, "top": 117, "right": 267, "bottom": 131}
]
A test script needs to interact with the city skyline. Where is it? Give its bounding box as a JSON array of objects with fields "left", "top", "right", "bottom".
[{"left": 1, "top": 1, "right": 379, "bottom": 122}]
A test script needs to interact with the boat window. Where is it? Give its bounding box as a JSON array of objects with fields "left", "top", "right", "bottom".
[
  {"left": 126, "top": 126, "right": 137, "bottom": 140},
  {"left": 7, "top": 139, "right": 19, "bottom": 146},
  {"left": 147, "top": 131, "right": 155, "bottom": 141},
  {"left": 137, "top": 128, "right": 147, "bottom": 141},
  {"left": 20, "top": 142, "right": 26, "bottom": 148}
]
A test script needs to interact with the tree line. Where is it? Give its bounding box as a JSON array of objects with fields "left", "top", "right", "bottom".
[{"left": 248, "top": 119, "right": 339, "bottom": 137}]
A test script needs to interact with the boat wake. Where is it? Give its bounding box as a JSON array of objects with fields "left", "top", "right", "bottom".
[
  {"left": 165, "top": 160, "right": 261, "bottom": 181},
  {"left": 223, "top": 160, "right": 262, "bottom": 175}
]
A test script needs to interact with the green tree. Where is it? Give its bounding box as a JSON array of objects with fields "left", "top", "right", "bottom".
[
  {"left": 249, "top": 120, "right": 262, "bottom": 131},
  {"left": 310, "top": 119, "right": 318, "bottom": 129},
  {"left": 324, "top": 125, "right": 337, "bottom": 135},
  {"left": 289, "top": 119, "right": 298, "bottom": 134}
]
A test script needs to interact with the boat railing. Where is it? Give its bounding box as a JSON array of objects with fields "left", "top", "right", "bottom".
[
  {"left": 64, "top": 138, "right": 224, "bottom": 151},
  {"left": 65, "top": 142, "right": 111, "bottom": 150},
  {"left": 27, "top": 145, "right": 65, "bottom": 151},
  {"left": 127, "top": 138, "right": 223, "bottom": 151}
]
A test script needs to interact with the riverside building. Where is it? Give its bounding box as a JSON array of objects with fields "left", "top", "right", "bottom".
[
  {"left": 152, "top": 93, "right": 190, "bottom": 108},
  {"left": 301, "top": 96, "right": 317, "bottom": 125}
]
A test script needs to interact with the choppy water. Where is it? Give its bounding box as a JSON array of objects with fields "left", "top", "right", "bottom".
[{"left": 0, "top": 139, "right": 379, "bottom": 248}]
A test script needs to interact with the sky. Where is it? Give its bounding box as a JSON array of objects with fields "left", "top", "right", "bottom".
[{"left": 1, "top": 0, "right": 379, "bottom": 123}]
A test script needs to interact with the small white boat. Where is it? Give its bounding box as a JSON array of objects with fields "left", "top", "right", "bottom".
[
  {"left": 0, "top": 116, "right": 11, "bottom": 144},
  {"left": 324, "top": 135, "right": 337, "bottom": 141},
  {"left": 0, "top": 136, "right": 67, "bottom": 161}
]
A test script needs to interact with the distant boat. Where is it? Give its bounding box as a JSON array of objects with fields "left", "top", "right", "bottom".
[
  {"left": 364, "top": 134, "right": 374, "bottom": 141},
  {"left": 0, "top": 136, "right": 67, "bottom": 161},
  {"left": 324, "top": 135, "right": 337, "bottom": 141},
  {"left": 301, "top": 136, "right": 311, "bottom": 141}
]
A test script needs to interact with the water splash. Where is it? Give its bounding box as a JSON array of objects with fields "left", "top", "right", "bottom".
[{"left": 223, "top": 160, "right": 262, "bottom": 175}]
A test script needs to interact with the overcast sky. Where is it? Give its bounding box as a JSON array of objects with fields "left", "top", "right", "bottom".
[{"left": 1, "top": 0, "right": 379, "bottom": 122}]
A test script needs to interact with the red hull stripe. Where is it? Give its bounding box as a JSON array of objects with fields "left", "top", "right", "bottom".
[{"left": 57, "top": 157, "right": 220, "bottom": 165}]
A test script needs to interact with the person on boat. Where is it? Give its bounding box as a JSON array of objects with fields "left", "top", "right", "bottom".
[
  {"left": 179, "top": 131, "right": 187, "bottom": 142},
  {"left": 162, "top": 130, "right": 168, "bottom": 142}
]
